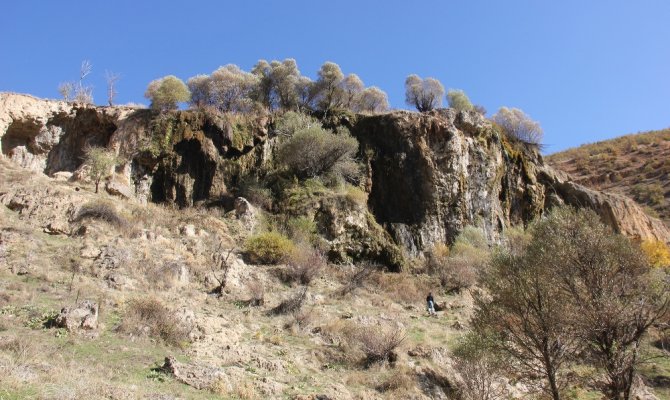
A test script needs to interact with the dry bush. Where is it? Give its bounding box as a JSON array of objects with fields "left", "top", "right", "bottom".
[
  {"left": 427, "top": 227, "right": 490, "bottom": 293},
  {"left": 0, "top": 336, "right": 35, "bottom": 365},
  {"left": 372, "top": 272, "right": 429, "bottom": 304},
  {"left": 209, "top": 244, "right": 234, "bottom": 296},
  {"left": 282, "top": 244, "right": 326, "bottom": 285},
  {"left": 116, "top": 297, "right": 189, "bottom": 347},
  {"left": 338, "top": 263, "right": 376, "bottom": 297},
  {"left": 245, "top": 280, "right": 265, "bottom": 307},
  {"left": 284, "top": 308, "right": 313, "bottom": 331},
  {"left": 428, "top": 255, "right": 479, "bottom": 293},
  {"left": 375, "top": 365, "right": 416, "bottom": 394},
  {"left": 73, "top": 201, "right": 127, "bottom": 228},
  {"left": 210, "top": 378, "right": 257, "bottom": 399},
  {"left": 270, "top": 286, "right": 308, "bottom": 315},
  {"left": 453, "top": 335, "right": 508, "bottom": 400},
  {"left": 0, "top": 292, "right": 11, "bottom": 307},
  {"left": 353, "top": 325, "right": 406, "bottom": 367}
]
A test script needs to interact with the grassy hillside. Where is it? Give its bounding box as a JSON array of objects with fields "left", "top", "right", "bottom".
[{"left": 547, "top": 129, "right": 670, "bottom": 224}]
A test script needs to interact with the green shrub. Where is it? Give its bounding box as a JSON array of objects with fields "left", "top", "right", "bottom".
[
  {"left": 244, "top": 231, "right": 295, "bottom": 264},
  {"left": 277, "top": 124, "right": 360, "bottom": 183}
]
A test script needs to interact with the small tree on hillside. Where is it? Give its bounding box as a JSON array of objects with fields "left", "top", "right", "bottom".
[
  {"left": 446, "top": 89, "right": 474, "bottom": 112},
  {"left": 473, "top": 240, "right": 578, "bottom": 399},
  {"left": 404, "top": 74, "right": 444, "bottom": 112},
  {"left": 84, "top": 146, "right": 117, "bottom": 193},
  {"left": 144, "top": 75, "right": 191, "bottom": 111},
  {"left": 544, "top": 208, "right": 669, "bottom": 400},
  {"left": 492, "top": 107, "right": 543, "bottom": 145}
]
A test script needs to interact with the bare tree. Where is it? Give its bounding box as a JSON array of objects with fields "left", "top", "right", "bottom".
[
  {"left": 58, "top": 82, "right": 74, "bottom": 102},
  {"left": 209, "top": 242, "right": 234, "bottom": 297},
  {"left": 105, "top": 71, "right": 121, "bottom": 106},
  {"left": 74, "top": 60, "right": 94, "bottom": 104}
]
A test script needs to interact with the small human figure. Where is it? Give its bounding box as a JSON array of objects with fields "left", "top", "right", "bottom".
[{"left": 426, "top": 292, "right": 436, "bottom": 316}]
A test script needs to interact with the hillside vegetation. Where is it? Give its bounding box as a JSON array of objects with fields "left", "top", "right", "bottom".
[{"left": 547, "top": 129, "right": 670, "bottom": 224}]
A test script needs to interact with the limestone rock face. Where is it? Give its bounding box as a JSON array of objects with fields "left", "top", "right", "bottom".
[
  {"left": 0, "top": 93, "right": 133, "bottom": 174},
  {"left": 351, "top": 110, "right": 670, "bottom": 254},
  {"left": 2, "top": 92, "right": 668, "bottom": 261}
]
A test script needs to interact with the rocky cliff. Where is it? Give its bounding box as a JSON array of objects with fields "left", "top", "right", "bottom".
[{"left": 1, "top": 92, "right": 668, "bottom": 262}]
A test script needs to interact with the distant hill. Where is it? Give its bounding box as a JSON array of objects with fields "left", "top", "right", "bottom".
[{"left": 547, "top": 129, "right": 670, "bottom": 225}]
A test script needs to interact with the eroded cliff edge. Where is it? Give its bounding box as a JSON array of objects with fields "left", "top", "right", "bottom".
[{"left": 1, "top": 92, "right": 668, "bottom": 263}]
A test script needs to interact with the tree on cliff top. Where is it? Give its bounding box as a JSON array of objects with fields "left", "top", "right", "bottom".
[
  {"left": 145, "top": 75, "right": 191, "bottom": 111},
  {"left": 405, "top": 75, "right": 445, "bottom": 112},
  {"left": 446, "top": 89, "right": 474, "bottom": 112},
  {"left": 492, "top": 107, "right": 543, "bottom": 145}
]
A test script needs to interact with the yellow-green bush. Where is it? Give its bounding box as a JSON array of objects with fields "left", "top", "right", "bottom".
[
  {"left": 641, "top": 239, "right": 670, "bottom": 268},
  {"left": 244, "top": 231, "right": 295, "bottom": 264}
]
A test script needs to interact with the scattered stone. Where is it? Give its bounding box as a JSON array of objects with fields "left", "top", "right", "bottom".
[
  {"left": 408, "top": 345, "right": 432, "bottom": 358},
  {"left": 180, "top": 224, "right": 196, "bottom": 237},
  {"left": 94, "top": 245, "right": 131, "bottom": 270},
  {"left": 55, "top": 300, "right": 98, "bottom": 331},
  {"left": 105, "top": 181, "right": 134, "bottom": 199},
  {"left": 43, "top": 221, "right": 69, "bottom": 235},
  {"left": 451, "top": 320, "right": 465, "bottom": 330},
  {"left": 52, "top": 171, "right": 73, "bottom": 181},
  {"left": 161, "top": 356, "right": 223, "bottom": 390},
  {"left": 105, "top": 272, "right": 130, "bottom": 290}
]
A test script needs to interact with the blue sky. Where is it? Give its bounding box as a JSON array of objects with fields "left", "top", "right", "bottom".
[{"left": 1, "top": 0, "right": 669, "bottom": 153}]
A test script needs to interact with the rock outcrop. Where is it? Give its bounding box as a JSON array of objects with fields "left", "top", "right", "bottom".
[
  {"left": 55, "top": 300, "right": 99, "bottom": 331},
  {"left": 350, "top": 109, "right": 670, "bottom": 254},
  {"left": 2, "top": 92, "right": 668, "bottom": 261}
]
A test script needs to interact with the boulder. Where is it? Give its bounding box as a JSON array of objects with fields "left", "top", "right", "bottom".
[
  {"left": 55, "top": 300, "right": 98, "bottom": 331},
  {"left": 180, "top": 224, "right": 196, "bottom": 237},
  {"left": 105, "top": 180, "right": 134, "bottom": 200},
  {"left": 52, "top": 171, "right": 73, "bottom": 181},
  {"left": 234, "top": 197, "right": 257, "bottom": 230},
  {"left": 161, "top": 356, "right": 224, "bottom": 390}
]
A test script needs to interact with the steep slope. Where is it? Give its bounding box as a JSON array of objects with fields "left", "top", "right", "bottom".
[
  {"left": 547, "top": 129, "right": 670, "bottom": 225},
  {"left": 1, "top": 92, "right": 669, "bottom": 259}
]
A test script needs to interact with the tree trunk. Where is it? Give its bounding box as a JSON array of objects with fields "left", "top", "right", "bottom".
[
  {"left": 542, "top": 342, "right": 561, "bottom": 400},
  {"left": 622, "top": 341, "right": 640, "bottom": 400},
  {"left": 95, "top": 180, "right": 99, "bottom": 194}
]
